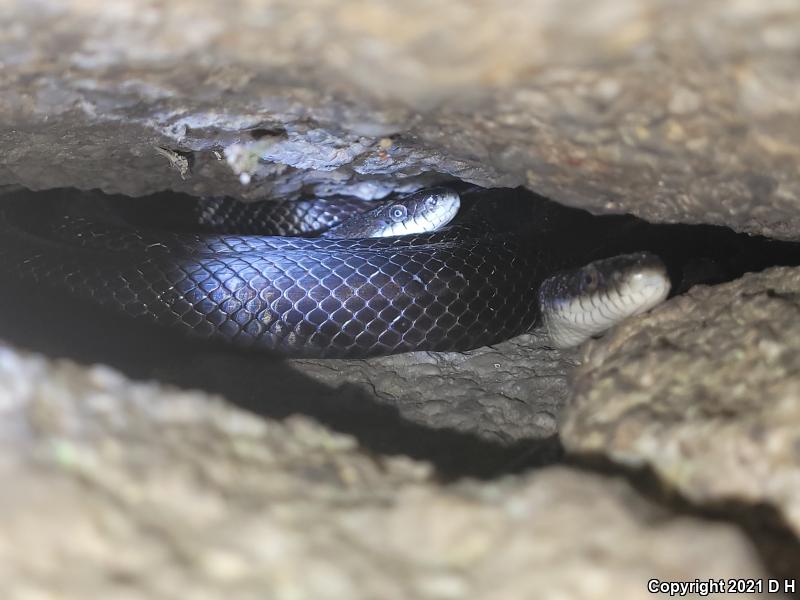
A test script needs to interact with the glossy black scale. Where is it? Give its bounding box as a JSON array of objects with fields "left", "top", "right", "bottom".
[
  {"left": 3, "top": 187, "right": 796, "bottom": 357},
  {"left": 0, "top": 188, "right": 566, "bottom": 357}
]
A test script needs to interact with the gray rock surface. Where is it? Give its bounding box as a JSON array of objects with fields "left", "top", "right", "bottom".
[
  {"left": 562, "top": 266, "right": 800, "bottom": 536},
  {"left": 292, "top": 331, "right": 574, "bottom": 446},
  {"left": 0, "top": 344, "right": 777, "bottom": 600},
  {"left": 2, "top": 0, "right": 800, "bottom": 238}
]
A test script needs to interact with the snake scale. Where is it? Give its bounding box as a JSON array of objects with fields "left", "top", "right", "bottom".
[{"left": 0, "top": 186, "right": 670, "bottom": 357}]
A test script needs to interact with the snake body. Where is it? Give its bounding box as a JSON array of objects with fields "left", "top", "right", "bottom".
[{"left": 0, "top": 187, "right": 669, "bottom": 357}]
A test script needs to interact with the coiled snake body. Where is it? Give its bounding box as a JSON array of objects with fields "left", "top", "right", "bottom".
[{"left": 0, "top": 187, "right": 669, "bottom": 357}]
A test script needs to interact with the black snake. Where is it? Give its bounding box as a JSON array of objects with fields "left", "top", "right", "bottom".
[{"left": 0, "top": 186, "right": 670, "bottom": 357}]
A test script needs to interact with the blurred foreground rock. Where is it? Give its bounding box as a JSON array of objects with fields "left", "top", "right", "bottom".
[
  {"left": 0, "top": 345, "right": 778, "bottom": 599},
  {"left": 1, "top": 0, "right": 799, "bottom": 238}
]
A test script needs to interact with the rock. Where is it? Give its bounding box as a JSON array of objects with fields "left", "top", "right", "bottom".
[
  {"left": 0, "top": 344, "right": 777, "bottom": 599},
  {"left": 1, "top": 0, "right": 800, "bottom": 238},
  {"left": 562, "top": 266, "right": 800, "bottom": 537},
  {"left": 291, "top": 331, "right": 572, "bottom": 446}
]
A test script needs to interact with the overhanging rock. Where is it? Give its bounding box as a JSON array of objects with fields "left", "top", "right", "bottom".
[{"left": 1, "top": 0, "right": 799, "bottom": 238}]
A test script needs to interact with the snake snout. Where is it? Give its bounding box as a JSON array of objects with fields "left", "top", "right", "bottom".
[
  {"left": 402, "top": 188, "right": 461, "bottom": 235},
  {"left": 613, "top": 253, "right": 671, "bottom": 316},
  {"left": 423, "top": 187, "right": 460, "bottom": 215}
]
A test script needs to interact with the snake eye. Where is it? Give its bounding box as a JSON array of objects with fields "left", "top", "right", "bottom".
[
  {"left": 389, "top": 205, "right": 408, "bottom": 222},
  {"left": 582, "top": 268, "right": 600, "bottom": 291}
]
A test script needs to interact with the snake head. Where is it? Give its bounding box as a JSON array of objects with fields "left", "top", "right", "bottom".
[
  {"left": 379, "top": 187, "right": 461, "bottom": 235},
  {"left": 321, "top": 187, "right": 461, "bottom": 239},
  {"left": 539, "top": 252, "right": 671, "bottom": 348}
]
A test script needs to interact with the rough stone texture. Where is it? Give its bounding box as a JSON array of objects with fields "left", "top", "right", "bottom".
[
  {"left": 562, "top": 266, "right": 800, "bottom": 537},
  {"left": 0, "top": 344, "right": 777, "bottom": 600},
  {"left": 292, "top": 331, "right": 574, "bottom": 445},
  {"left": 2, "top": 0, "right": 800, "bottom": 238}
]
